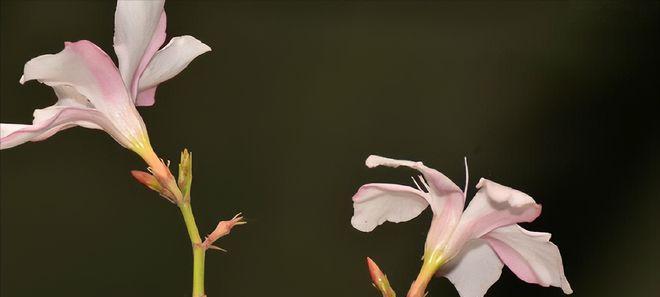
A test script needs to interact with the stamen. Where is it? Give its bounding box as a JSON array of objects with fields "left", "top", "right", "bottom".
[
  {"left": 411, "top": 176, "right": 423, "bottom": 191},
  {"left": 159, "top": 158, "right": 171, "bottom": 168},
  {"left": 418, "top": 175, "right": 431, "bottom": 192},
  {"left": 463, "top": 157, "right": 469, "bottom": 199}
]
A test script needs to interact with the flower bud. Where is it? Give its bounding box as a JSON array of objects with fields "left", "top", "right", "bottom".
[
  {"left": 201, "top": 213, "right": 246, "bottom": 251},
  {"left": 367, "top": 257, "right": 396, "bottom": 297},
  {"left": 131, "top": 170, "right": 176, "bottom": 203},
  {"left": 178, "top": 149, "right": 193, "bottom": 201},
  {"left": 131, "top": 170, "right": 162, "bottom": 191}
]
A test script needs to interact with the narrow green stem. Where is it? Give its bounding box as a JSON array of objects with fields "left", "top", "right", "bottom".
[
  {"left": 179, "top": 202, "right": 205, "bottom": 297},
  {"left": 407, "top": 250, "right": 444, "bottom": 297}
]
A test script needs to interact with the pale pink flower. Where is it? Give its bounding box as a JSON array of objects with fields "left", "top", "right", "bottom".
[
  {"left": 352, "top": 155, "right": 573, "bottom": 297},
  {"left": 0, "top": 0, "right": 210, "bottom": 169}
]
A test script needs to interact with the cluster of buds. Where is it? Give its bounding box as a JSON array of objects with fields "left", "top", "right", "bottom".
[
  {"left": 132, "top": 148, "right": 246, "bottom": 252},
  {"left": 131, "top": 170, "right": 178, "bottom": 203},
  {"left": 131, "top": 149, "right": 193, "bottom": 205}
]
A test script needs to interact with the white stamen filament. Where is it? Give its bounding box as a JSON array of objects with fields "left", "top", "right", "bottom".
[
  {"left": 463, "top": 157, "right": 469, "bottom": 199},
  {"left": 418, "top": 175, "right": 431, "bottom": 192},
  {"left": 411, "top": 176, "right": 423, "bottom": 191}
]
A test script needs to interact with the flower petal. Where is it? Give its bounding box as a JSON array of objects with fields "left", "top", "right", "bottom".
[
  {"left": 365, "top": 155, "right": 464, "bottom": 216},
  {"left": 484, "top": 225, "right": 573, "bottom": 294},
  {"left": 35, "top": 86, "right": 100, "bottom": 130},
  {"left": 351, "top": 183, "right": 429, "bottom": 232},
  {"left": 135, "top": 35, "right": 211, "bottom": 106},
  {"left": 135, "top": 86, "right": 157, "bottom": 107},
  {"left": 439, "top": 239, "right": 503, "bottom": 297},
  {"left": 1, "top": 86, "right": 137, "bottom": 150},
  {"left": 20, "top": 41, "right": 149, "bottom": 149},
  {"left": 1, "top": 104, "right": 117, "bottom": 150},
  {"left": 444, "top": 178, "right": 541, "bottom": 258},
  {"left": 113, "top": 0, "right": 166, "bottom": 99},
  {"left": 365, "top": 155, "right": 466, "bottom": 249}
]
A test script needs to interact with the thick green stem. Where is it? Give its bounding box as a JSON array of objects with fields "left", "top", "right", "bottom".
[{"left": 179, "top": 202, "right": 205, "bottom": 297}]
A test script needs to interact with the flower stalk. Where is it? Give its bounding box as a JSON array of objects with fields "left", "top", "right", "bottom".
[
  {"left": 131, "top": 149, "right": 245, "bottom": 297},
  {"left": 179, "top": 201, "right": 206, "bottom": 297},
  {"left": 175, "top": 149, "right": 205, "bottom": 297},
  {"left": 407, "top": 250, "right": 444, "bottom": 297}
]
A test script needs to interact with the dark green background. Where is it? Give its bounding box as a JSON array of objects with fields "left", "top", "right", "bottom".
[{"left": 1, "top": 1, "right": 659, "bottom": 296}]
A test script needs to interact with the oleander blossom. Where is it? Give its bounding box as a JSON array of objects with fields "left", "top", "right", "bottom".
[
  {"left": 351, "top": 155, "right": 573, "bottom": 297},
  {"left": 0, "top": 0, "right": 210, "bottom": 162}
]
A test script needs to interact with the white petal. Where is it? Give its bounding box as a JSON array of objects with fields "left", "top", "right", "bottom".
[
  {"left": 36, "top": 86, "right": 101, "bottom": 130},
  {"left": 439, "top": 239, "right": 504, "bottom": 297},
  {"left": 1, "top": 105, "right": 118, "bottom": 150},
  {"left": 51, "top": 84, "right": 93, "bottom": 109},
  {"left": 113, "top": 0, "right": 166, "bottom": 98},
  {"left": 365, "top": 155, "right": 464, "bottom": 204},
  {"left": 136, "top": 35, "right": 211, "bottom": 106},
  {"left": 364, "top": 155, "right": 467, "bottom": 250},
  {"left": 444, "top": 178, "right": 541, "bottom": 258},
  {"left": 20, "top": 41, "right": 148, "bottom": 149},
  {"left": 365, "top": 155, "right": 464, "bottom": 219},
  {"left": 484, "top": 225, "right": 573, "bottom": 294},
  {"left": 351, "top": 183, "right": 429, "bottom": 232},
  {"left": 1, "top": 86, "right": 133, "bottom": 150}
]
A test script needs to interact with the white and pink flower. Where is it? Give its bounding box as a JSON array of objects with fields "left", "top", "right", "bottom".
[
  {"left": 0, "top": 0, "right": 210, "bottom": 199},
  {"left": 1, "top": 1, "right": 208, "bottom": 158},
  {"left": 352, "top": 155, "right": 573, "bottom": 297}
]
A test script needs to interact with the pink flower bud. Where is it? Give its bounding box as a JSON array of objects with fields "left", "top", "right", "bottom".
[
  {"left": 131, "top": 170, "right": 176, "bottom": 203},
  {"left": 367, "top": 257, "right": 396, "bottom": 297},
  {"left": 201, "top": 213, "right": 246, "bottom": 251},
  {"left": 131, "top": 170, "right": 161, "bottom": 191}
]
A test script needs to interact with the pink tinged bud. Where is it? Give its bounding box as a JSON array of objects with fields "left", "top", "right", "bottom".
[
  {"left": 131, "top": 170, "right": 161, "bottom": 191},
  {"left": 139, "top": 149, "right": 184, "bottom": 203},
  {"left": 201, "top": 213, "right": 246, "bottom": 251},
  {"left": 130, "top": 170, "right": 176, "bottom": 203},
  {"left": 367, "top": 257, "right": 397, "bottom": 297},
  {"left": 178, "top": 148, "right": 193, "bottom": 201}
]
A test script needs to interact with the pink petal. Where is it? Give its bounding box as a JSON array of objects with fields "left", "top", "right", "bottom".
[
  {"left": 136, "top": 35, "right": 211, "bottom": 106},
  {"left": 20, "top": 41, "right": 149, "bottom": 149},
  {"left": 365, "top": 155, "right": 464, "bottom": 218},
  {"left": 113, "top": 0, "right": 167, "bottom": 99},
  {"left": 33, "top": 86, "right": 101, "bottom": 131},
  {"left": 365, "top": 155, "right": 465, "bottom": 249},
  {"left": 1, "top": 105, "right": 116, "bottom": 150},
  {"left": 1, "top": 86, "right": 131, "bottom": 150},
  {"left": 135, "top": 86, "right": 157, "bottom": 107},
  {"left": 484, "top": 225, "right": 573, "bottom": 294},
  {"left": 438, "top": 239, "right": 503, "bottom": 297},
  {"left": 201, "top": 213, "right": 246, "bottom": 249},
  {"left": 351, "top": 183, "right": 429, "bottom": 232},
  {"left": 444, "top": 178, "right": 541, "bottom": 258}
]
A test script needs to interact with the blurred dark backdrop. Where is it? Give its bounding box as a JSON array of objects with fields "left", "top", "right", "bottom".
[{"left": 1, "top": 1, "right": 659, "bottom": 296}]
